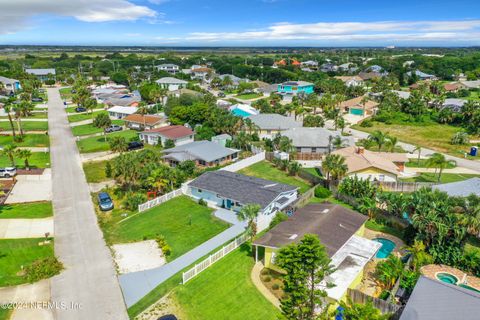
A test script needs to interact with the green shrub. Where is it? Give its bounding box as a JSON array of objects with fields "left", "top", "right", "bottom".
[
  {"left": 198, "top": 198, "right": 207, "bottom": 206},
  {"left": 263, "top": 276, "right": 271, "bottom": 282},
  {"left": 105, "top": 161, "right": 112, "bottom": 178},
  {"left": 272, "top": 283, "right": 280, "bottom": 290},
  {"left": 123, "top": 192, "right": 147, "bottom": 211},
  {"left": 359, "top": 119, "right": 373, "bottom": 127},
  {"left": 24, "top": 257, "right": 63, "bottom": 283},
  {"left": 260, "top": 269, "right": 270, "bottom": 276},
  {"left": 378, "top": 290, "right": 390, "bottom": 300},
  {"left": 269, "top": 212, "right": 289, "bottom": 229},
  {"left": 314, "top": 186, "right": 331, "bottom": 199},
  {"left": 155, "top": 235, "right": 172, "bottom": 256}
]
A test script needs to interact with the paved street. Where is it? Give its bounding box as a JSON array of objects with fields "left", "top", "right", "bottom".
[{"left": 47, "top": 87, "right": 128, "bottom": 320}]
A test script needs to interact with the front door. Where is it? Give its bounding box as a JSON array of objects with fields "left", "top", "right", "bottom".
[{"left": 226, "top": 199, "right": 232, "bottom": 209}]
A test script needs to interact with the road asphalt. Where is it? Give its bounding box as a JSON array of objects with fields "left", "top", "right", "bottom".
[{"left": 47, "top": 87, "right": 128, "bottom": 320}]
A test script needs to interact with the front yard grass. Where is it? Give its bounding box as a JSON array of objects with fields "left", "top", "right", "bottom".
[
  {"left": 352, "top": 121, "right": 478, "bottom": 157},
  {"left": 0, "top": 152, "right": 50, "bottom": 168},
  {"left": 238, "top": 161, "right": 312, "bottom": 193},
  {"left": 83, "top": 160, "right": 111, "bottom": 183},
  {"left": 401, "top": 172, "right": 480, "bottom": 183},
  {"left": 405, "top": 158, "right": 456, "bottom": 168},
  {"left": 72, "top": 120, "right": 124, "bottom": 136},
  {"left": 173, "top": 244, "right": 282, "bottom": 320},
  {"left": 67, "top": 110, "right": 107, "bottom": 123},
  {"left": 0, "top": 238, "right": 54, "bottom": 287},
  {"left": 0, "top": 121, "right": 48, "bottom": 131},
  {"left": 0, "top": 201, "right": 53, "bottom": 219},
  {"left": 0, "top": 134, "right": 50, "bottom": 147},
  {"left": 100, "top": 195, "right": 229, "bottom": 261},
  {"left": 235, "top": 92, "right": 263, "bottom": 100},
  {"left": 76, "top": 130, "right": 137, "bottom": 153},
  {"left": 365, "top": 219, "right": 405, "bottom": 240}
]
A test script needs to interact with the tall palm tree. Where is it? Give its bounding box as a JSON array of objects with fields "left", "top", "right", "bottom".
[
  {"left": 376, "top": 255, "right": 404, "bottom": 291},
  {"left": 413, "top": 145, "right": 422, "bottom": 164},
  {"left": 3, "top": 100, "right": 16, "bottom": 138},
  {"left": 16, "top": 149, "right": 32, "bottom": 170},
  {"left": 1, "top": 144, "right": 17, "bottom": 166},
  {"left": 368, "top": 130, "right": 388, "bottom": 151},
  {"left": 237, "top": 203, "right": 261, "bottom": 242},
  {"left": 322, "top": 153, "right": 348, "bottom": 184},
  {"left": 386, "top": 135, "right": 398, "bottom": 152},
  {"left": 426, "top": 153, "right": 455, "bottom": 182}
]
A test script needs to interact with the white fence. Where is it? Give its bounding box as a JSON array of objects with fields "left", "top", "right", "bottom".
[
  {"left": 138, "top": 188, "right": 183, "bottom": 212},
  {"left": 221, "top": 152, "right": 265, "bottom": 173},
  {"left": 182, "top": 233, "right": 248, "bottom": 284}
]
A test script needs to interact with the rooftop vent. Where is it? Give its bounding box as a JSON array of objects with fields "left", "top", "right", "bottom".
[
  {"left": 263, "top": 183, "right": 278, "bottom": 188},
  {"left": 289, "top": 234, "right": 298, "bottom": 240},
  {"left": 322, "top": 209, "right": 330, "bottom": 214}
]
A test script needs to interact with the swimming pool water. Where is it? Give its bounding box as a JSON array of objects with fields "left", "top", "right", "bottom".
[{"left": 373, "top": 238, "right": 396, "bottom": 259}]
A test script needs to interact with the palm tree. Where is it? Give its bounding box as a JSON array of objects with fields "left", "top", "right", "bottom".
[
  {"left": 386, "top": 135, "right": 398, "bottom": 152},
  {"left": 1, "top": 144, "right": 17, "bottom": 166},
  {"left": 237, "top": 203, "right": 261, "bottom": 242},
  {"left": 3, "top": 100, "right": 16, "bottom": 138},
  {"left": 16, "top": 149, "right": 32, "bottom": 170},
  {"left": 375, "top": 255, "right": 404, "bottom": 291},
  {"left": 287, "top": 161, "right": 301, "bottom": 176},
  {"left": 322, "top": 154, "right": 348, "bottom": 184},
  {"left": 368, "top": 130, "right": 388, "bottom": 151},
  {"left": 358, "top": 197, "right": 377, "bottom": 219},
  {"left": 426, "top": 153, "right": 455, "bottom": 182},
  {"left": 413, "top": 145, "right": 422, "bottom": 164}
]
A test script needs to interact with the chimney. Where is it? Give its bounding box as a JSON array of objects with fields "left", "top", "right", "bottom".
[{"left": 357, "top": 147, "right": 365, "bottom": 154}]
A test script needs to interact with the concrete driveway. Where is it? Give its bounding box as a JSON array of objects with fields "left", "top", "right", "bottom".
[
  {"left": 0, "top": 218, "right": 53, "bottom": 239},
  {"left": 6, "top": 169, "right": 52, "bottom": 204}
]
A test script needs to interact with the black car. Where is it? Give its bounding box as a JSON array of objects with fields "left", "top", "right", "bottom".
[
  {"left": 157, "top": 315, "right": 177, "bottom": 320},
  {"left": 127, "top": 141, "right": 144, "bottom": 151},
  {"left": 75, "top": 107, "right": 87, "bottom": 112}
]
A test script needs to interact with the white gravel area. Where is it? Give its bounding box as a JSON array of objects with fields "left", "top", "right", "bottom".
[{"left": 112, "top": 240, "right": 166, "bottom": 274}]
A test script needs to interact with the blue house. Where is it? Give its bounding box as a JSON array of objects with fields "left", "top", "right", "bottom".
[{"left": 277, "top": 81, "right": 314, "bottom": 96}]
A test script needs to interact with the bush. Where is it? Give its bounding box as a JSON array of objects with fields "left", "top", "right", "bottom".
[
  {"left": 379, "top": 291, "right": 390, "bottom": 300},
  {"left": 359, "top": 119, "right": 373, "bottom": 127},
  {"left": 263, "top": 276, "right": 271, "bottom": 282},
  {"left": 260, "top": 269, "right": 270, "bottom": 276},
  {"left": 155, "top": 235, "right": 171, "bottom": 256},
  {"left": 269, "top": 212, "right": 289, "bottom": 229},
  {"left": 198, "top": 198, "right": 207, "bottom": 206},
  {"left": 123, "top": 192, "right": 147, "bottom": 211},
  {"left": 272, "top": 283, "right": 280, "bottom": 290},
  {"left": 24, "top": 257, "right": 63, "bottom": 283},
  {"left": 105, "top": 161, "right": 112, "bottom": 178},
  {"left": 44, "top": 79, "right": 56, "bottom": 86},
  {"left": 314, "top": 186, "right": 331, "bottom": 199}
]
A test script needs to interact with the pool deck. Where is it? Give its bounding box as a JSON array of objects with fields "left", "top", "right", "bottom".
[
  {"left": 363, "top": 228, "right": 405, "bottom": 255},
  {"left": 421, "top": 264, "right": 480, "bottom": 291}
]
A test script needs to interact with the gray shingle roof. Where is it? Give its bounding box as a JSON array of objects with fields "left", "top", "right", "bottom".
[
  {"left": 282, "top": 127, "right": 354, "bottom": 148},
  {"left": 247, "top": 114, "right": 301, "bottom": 130},
  {"left": 0, "top": 76, "right": 19, "bottom": 85},
  {"left": 189, "top": 170, "right": 298, "bottom": 208},
  {"left": 433, "top": 177, "right": 480, "bottom": 197},
  {"left": 162, "top": 141, "right": 237, "bottom": 163},
  {"left": 400, "top": 276, "right": 480, "bottom": 320},
  {"left": 155, "top": 77, "right": 188, "bottom": 85},
  {"left": 25, "top": 68, "right": 56, "bottom": 76}
]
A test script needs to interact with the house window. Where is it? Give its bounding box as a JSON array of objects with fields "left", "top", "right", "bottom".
[
  {"left": 296, "top": 147, "right": 302, "bottom": 153},
  {"left": 267, "top": 130, "right": 271, "bottom": 134},
  {"left": 311, "top": 147, "right": 317, "bottom": 153},
  {"left": 271, "top": 252, "right": 277, "bottom": 264},
  {"left": 235, "top": 202, "right": 241, "bottom": 206},
  {"left": 197, "top": 189, "right": 202, "bottom": 193},
  {"left": 379, "top": 175, "right": 385, "bottom": 181}
]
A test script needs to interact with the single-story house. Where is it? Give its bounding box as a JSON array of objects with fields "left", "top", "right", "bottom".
[
  {"left": 155, "top": 64, "right": 179, "bottom": 74},
  {"left": 211, "top": 134, "right": 232, "bottom": 147},
  {"left": 334, "top": 76, "right": 364, "bottom": 87},
  {"left": 123, "top": 114, "right": 168, "bottom": 131},
  {"left": 358, "top": 71, "right": 385, "bottom": 81},
  {"left": 218, "top": 74, "right": 245, "bottom": 87},
  {"left": 253, "top": 202, "right": 380, "bottom": 303},
  {"left": 460, "top": 80, "right": 480, "bottom": 89},
  {"left": 107, "top": 106, "right": 138, "bottom": 119},
  {"left": 399, "top": 276, "right": 480, "bottom": 320},
  {"left": 301, "top": 60, "right": 319, "bottom": 69},
  {"left": 25, "top": 68, "right": 56, "bottom": 82},
  {"left": 0, "top": 76, "right": 21, "bottom": 94},
  {"left": 331, "top": 146, "right": 408, "bottom": 182},
  {"left": 247, "top": 113, "right": 302, "bottom": 138},
  {"left": 392, "top": 90, "right": 411, "bottom": 100},
  {"left": 162, "top": 140, "right": 239, "bottom": 167},
  {"left": 169, "top": 88, "right": 204, "bottom": 98},
  {"left": 155, "top": 77, "right": 188, "bottom": 91},
  {"left": 282, "top": 127, "right": 354, "bottom": 154},
  {"left": 442, "top": 98, "right": 467, "bottom": 112},
  {"left": 258, "top": 83, "right": 279, "bottom": 96},
  {"left": 277, "top": 81, "right": 314, "bottom": 96},
  {"left": 433, "top": 177, "right": 480, "bottom": 197},
  {"left": 366, "top": 65, "right": 383, "bottom": 73},
  {"left": 321, "top": 63, "right": 338, "bottom": 73},
  {"left": 229, "top": 103, "right": 259, "bottom": 118},
  {"left": 188, "top": 170, "right": 298, "bottom": 231},
  {"left": 444, "top": 82, "right": 466, "bottom": 92},
  {"left": 340, "top": 96, "right": 379, "bottom": 116},
  {"left": 407, "top": 70, "right": 437, "bottom": 81},
  {"left": 97, "top": 92, "right": 141, "bottom": 107},
  {"left": 139, "top": 125, "right": 194, "bottom": 146}
]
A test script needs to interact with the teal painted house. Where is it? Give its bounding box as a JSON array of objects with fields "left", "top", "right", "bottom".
[{"left": 277, "top": 81, "right": 314, "bottom": 96}]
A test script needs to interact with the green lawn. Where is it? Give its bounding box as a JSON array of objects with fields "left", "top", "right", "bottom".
[
  {"left": 365, "top": 219, "right": 405, "bottom": 240},
  {"left": 302, "top": 167, "right": 322, "bottom": 177},
  {"left": 100, "top": 196, "right": 229, "bottom": 260},
  {"left": 0, "top": 238, "right": 54, "bottom": 287},
  {"left": 401, "top": 172, "right": 480, "bottom": 183},
  {"left": 352, "top": 120, "right": 478, "bottom": 158},
  {"left": 405, "top": 158, "right": 456, "bottom": 169},
  {"left": 76, "top": 130, "right": 137, "bottom": 153},
  {"left": 173, "top": 244, "right": 282, "bottom": 320},
  {"left": 0, "top": 121, "right": 48, "bottom": 131},
  {"left": 0, "top": 202, "right": 53, "bottom": 219},
  {"left": 238, "top": 161, "right": 312, "bottom": 193},
  {"left": 0, "top": 113, "right": 47, "bottom": 120},
  {"left": 235, "top": 93, "right": 263, "bottom": 100},
  {"left": 0, "top": 134, "right": 50, "bottom": 147},
  {"left": 83, "top": 160, "right": 111, "bottom": 183},
  {"left": 68, "top": 110, "right": 107, "bottom": 123},
  {"left": 72, "top": 120, "right": 124, "bottom": 136},
  {"left": 59, "top": 87, "right": 72, "bottom": 100},
  {"left": 0, "top": 152, "right": 50, "bottom": 168},
  {"left": 0, "top": 308, "right": 12, "bottom": 320}
]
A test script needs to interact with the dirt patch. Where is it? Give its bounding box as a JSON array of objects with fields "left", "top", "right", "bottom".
[
  {"left": 260, "top": 268, "right": 285, "bottom": 300},
  {"left": 135, "top": 293, "right": 185, "bottom": 320},
  {"left": 112, "top": 240, "right": 166, "bottom": 274}
]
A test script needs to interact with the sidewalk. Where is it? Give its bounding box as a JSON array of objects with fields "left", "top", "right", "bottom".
[
  {"left": 408, "top": 167, "right": 480, "bottom": 174},
  {"left": 0, "top": 279, "right": 53, "bottom": 319}
]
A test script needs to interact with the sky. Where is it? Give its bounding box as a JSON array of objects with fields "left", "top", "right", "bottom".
[{"left": 0, "top": 0, "right": 479, "bottom": 46}]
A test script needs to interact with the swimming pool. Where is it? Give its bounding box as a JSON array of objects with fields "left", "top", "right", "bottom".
[
  {"left": 436, "top": 273, "right": 458, "bottom": 285},
  {"left": 373, "top": 238, "right": 396, "bottom": 259}
]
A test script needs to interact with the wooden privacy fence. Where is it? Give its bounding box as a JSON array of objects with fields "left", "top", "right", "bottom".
[
  {"left": 182, "top": 233, "right": 248, "bottom": 284},
  {"left": 347, "top": 288, "right": 401, "bottom": 315},
  {"left": 138, "top": 188, "right": 183, "bottom": 212},
  {"left": 293, "top": 152, "right": 323, "bottom": 161}
]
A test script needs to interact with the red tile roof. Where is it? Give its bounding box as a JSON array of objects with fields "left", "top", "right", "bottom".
[
  {"left": 143, "top": 125, "right": 193, "bottom": 138},
  {"left": 124, "top": 114, "right": 164, "bottom": 125}
]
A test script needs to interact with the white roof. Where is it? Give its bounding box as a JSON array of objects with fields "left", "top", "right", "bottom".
[
  {"left": 393, "top": 90, "right": 411, "bottom": 99},
  {"left": 107, "top": 106, "right": 138, "bottom": 115},
  {"left": 155, "top": 77, "right": 188, "bottom": 85},
  {"left": 25, "top": 68, "right": 56, "bottom": 75},
  {"left": 318, "top": 235, "right": 381, "bottom": 301}
]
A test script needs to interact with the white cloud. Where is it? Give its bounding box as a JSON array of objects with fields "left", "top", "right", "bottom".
[
  {"left": 0, "top": 0, "right": 157, "bottom": 34},
  {"left": 185, "top": 20, "right": 480, "bottom": 43}
]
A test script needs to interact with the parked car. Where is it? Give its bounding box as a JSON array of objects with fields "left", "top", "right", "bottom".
[
  {"left": 0, "top": 167, "right": 17, "bottom": 178},
  {"left": 32, "top": 97, "right": 43, "bottom": 102},
  {"left": 127, "top": 141, "right": 144, "bottom": 151},
  {"left": 218, "top": 92, "right": 226, "bottom": 97},
  {"left": 97, "top": 192, "right": 114, "bottom": 211},
  {"left": 105, "top": 124, "right": 123, "bottom": 133},
  {"left": 75, "top": 107, "right": 87, "bottom": 112},
  {"left": 157, "top": 315, "right": 177, "bottom": 320}
]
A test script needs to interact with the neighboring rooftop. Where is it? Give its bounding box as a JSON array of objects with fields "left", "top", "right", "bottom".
[
  {"left": 155, "top": 77, "right": 188, "bottom": 84},
  {"left": 247, "top": 113, "right": 301, "bottom": 130},
  {"left": 25, "top": 68, "right": 56, "bottom": 76},
  {"left": 280, "top": 80, "right": 314, "bottom": 87},
  {"left": 400, "top": 276, "right": 480, "bottom": 320},
  {"left": 124, "top": 114, "right": 164, "bottom": 125},
  {"left": 340, "top": 96, "right": 379, "bottom": 110},
  {"left": 142, "top": 125, "right": 193, "bottom": 139},
  {"left": 433, "top": 177, "right": 480, "bottom": 197},
  {"left": 282, "top": 127, "right": 354, "bottom": 148},
  {"left": 107, "top": 106, "right": 138, "bottom": 115},
  {"left": 162, "top": 140, "right": 238, "bottom": 163},
  {"left": 190, "top": 170, "right": 297, "bottom": 209}
]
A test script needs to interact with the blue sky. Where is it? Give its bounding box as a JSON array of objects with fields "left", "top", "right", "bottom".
[{"left": 0, "top": 0, "right": 479, "bottom": 46}]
